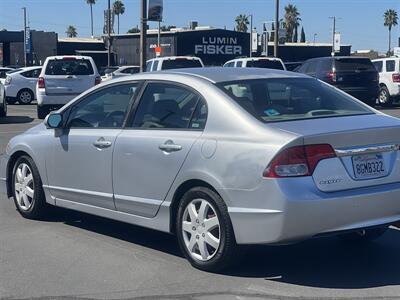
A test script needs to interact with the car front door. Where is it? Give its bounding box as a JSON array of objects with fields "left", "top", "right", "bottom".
[
  {"left": 112, "top": 82, "right": 207, "bottom": 217},
  {"left": 46, "top": 82, "right": 140, "bottom": 209}
]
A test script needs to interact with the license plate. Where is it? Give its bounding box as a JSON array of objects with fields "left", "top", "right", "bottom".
[{"left": 352, "top": 153, "right": 386, "bottom": 179}]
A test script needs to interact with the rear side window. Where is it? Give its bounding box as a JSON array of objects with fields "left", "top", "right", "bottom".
[
  {"left": 386, "top": 60, "right": 396, "bottom": 72},
  {"left": 21, "top": 68, "right": 41, "bottom": 78},
  {"left": 161, "top": 59, "right": 202, "bottom": 70},
  {"left": 146, "top": 61, "right": 153, "bottom": 72},
  {"left": 224, "top": 62, "right": 234, "bottom": 67},
  {"left": 45, "top": 59, "right": 94, "bottom": 75},
  {"left": 247, "top": 60, "right": 285, "bottom": 70},
  {"left": 236, "top": 61, "right": 243, "bottom": 67},
  {"left": 373, "top": 61, "right": 383, "bottom": 72},
  {"left": 219, "top": 78, "right": 372, "bottom": 123},
  {"left": 152, "top": 60, "right": 159, "bottom": 71},
  {"left": 305, "top": 61, "right": 318, "bottom": 74},
  {"left": 130, "top": 83, "right": 205, "bottom": 129},
  {"left": 334, "top": 58, "right": 375, "bottom": 71}
]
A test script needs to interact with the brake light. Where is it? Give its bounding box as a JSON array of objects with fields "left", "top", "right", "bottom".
[
  {"left": 95, "top": 76, "right": 101, "bottom": 85},
  {"left": 4, "top": 76, "right": 11, "bottom": 86},
  {"left": 327, "top": 71, "right": 337, "bottom": 83},
  {"left": 38, "top": 77, "right": 45, "bottom": 89},
  {"left": 263, "top": 144, "right": 336, "bottom": 178},
  {"left": 392, "top": 73, "right": 400, "bottom": 83}
]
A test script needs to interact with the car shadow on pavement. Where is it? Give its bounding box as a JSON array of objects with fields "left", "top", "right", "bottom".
[
  {"left": 0, "top": 116, "right": 34, "bottom": 124},
  {"left": 226, "top": 228, "right": 400, "bottom": 289},
  {"left": 44, "top": 207, "right": 183, "bottom": 258}
]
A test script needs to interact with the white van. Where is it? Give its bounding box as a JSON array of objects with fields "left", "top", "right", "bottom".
[
  {"left": 372, "top": 57, "right": 400, "bottom": 106},
  {"left": 223, "top": 57, "right": 286, "bottom": 70},
  {"left": 36, "top": 56, "right": 100, "bottom": 119},
  {"left": 146, "top": 56, "right": 204, "bottom": 72}
]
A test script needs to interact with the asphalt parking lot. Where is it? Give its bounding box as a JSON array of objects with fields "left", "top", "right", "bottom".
[{"left": 3, "top": 104, "right": 400, "bottom": 300}]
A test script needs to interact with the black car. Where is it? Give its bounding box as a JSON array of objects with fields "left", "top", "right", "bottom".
[{"left": 296, "top": 56, "right": 379, "bottom": 106}]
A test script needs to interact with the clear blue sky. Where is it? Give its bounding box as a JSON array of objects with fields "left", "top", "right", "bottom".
[{"left": 0, "top": 0, "right": 399, "bottom": 53}]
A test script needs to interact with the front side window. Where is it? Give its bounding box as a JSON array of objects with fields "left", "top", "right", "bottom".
[
  {"left": 45, "top": 59, "right": 94, "bottom": 75},
  {"left": 67, "top": 83, "right": 138, "bottom": 128},
  {"left": 130, "top": 82, "right": 206, "bottom": 129},
  {"left": 218, "top": 78, "right": 372, "bottom": 123}
]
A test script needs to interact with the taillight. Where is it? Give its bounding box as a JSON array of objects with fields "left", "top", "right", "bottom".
[
  {"left": 38, "top": 77, "right": 45, "bottom": 89},
  {"left": 392, "top": 73, "right": 400, "bottom": 83},
  {"left": 327, "top": 71, "right": 337, "bottom": 83},
  {"left": 4, "top": 76, "right": 11, "bottom": 85},
  {"left": 263, "top": 144, "right": 336, "bottom": 178},
  {"left": 95, "top": 76, "right": 101, "bottom": 85}
]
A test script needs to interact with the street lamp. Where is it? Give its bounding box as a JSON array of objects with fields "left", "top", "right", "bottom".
[
  {"left": 274, "top": 0, "right": 279, "bottom": 57},
  {"left": 313, "top": 33, "right": 317, "bottom": 45}
]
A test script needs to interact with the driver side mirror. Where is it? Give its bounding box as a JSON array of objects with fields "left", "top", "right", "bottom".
[{"left": 45, "top": 113, "right": 63, "bottom": 129}]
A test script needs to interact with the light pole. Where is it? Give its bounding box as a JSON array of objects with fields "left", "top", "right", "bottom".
[
  {"left": 140, "top": 0, "right": 147, "bottom": 72},
  {"left": 107, "top": 0, "right": 111, "bottom": 67},
  {"left": 248, "top": 14, "right": 253, "bottom": 58},
  {"left": 22, "top": 7, "right": 27, "bottom": 67},
  {"left": 274, "top": 0, "right": 279, "bottom": 57},
  {"left": 329, "top": 16, "right": 341, "bottom": 56}
]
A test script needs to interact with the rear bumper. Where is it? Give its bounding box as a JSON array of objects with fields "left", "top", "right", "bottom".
[
  {"left": 224, "top": 178, "right": 400, "bottom": 245},
  {"left": 37, "top": 90, "right": 78, "bottom": 106},
  {"left": 340, "top": 86, "right": 379, "bottom": 101}
]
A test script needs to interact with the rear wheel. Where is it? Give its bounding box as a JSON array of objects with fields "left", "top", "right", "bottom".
[
  {"left": 12, "top": 155, "right": 48, "bottom": 219},
  {"left": 176, "top": 187, "right": 238, "bottom": 272},
  {"left": 378, "top": 86, "right": 392, "bottom": 107},
  {"left": 37, "top": 105, "right": 50, "bottom": 119},
  {"left": 339, "top": 227, "right": 388, "bottom": 242},
  {"left": 17, "top": 89, "right": 34, "bottom": 105}
]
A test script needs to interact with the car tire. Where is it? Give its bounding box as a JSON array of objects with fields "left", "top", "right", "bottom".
[
  {"left": 339, "top": 227, "right": 388, "bottom": 242},
  {"left": 17, "top": 89, "right": 34, "bottom": 105},
  {"left": 176, "top": 186, "right": 238, "bottom": 272},
  {"left": 12, "top": 155, "right": 48, "bottom": 219},
  {"left": 378, "top": 86, "right": 392, "bottom": 107},
  {"left": 37, "top": 105, "right": 49, "bottom": 119}
]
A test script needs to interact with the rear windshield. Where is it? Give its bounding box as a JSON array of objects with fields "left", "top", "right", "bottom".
[
  {"left": 161, "top": 59, "right": 202, "bottom": 70},
  {"left": 334, "top": 58, "right": 375, "bottom": 72},
  {"left": 45, "top": 59, "right": 94, "bottom": 75},
  {"left": 218, "top": 78, "right": 372, "bottom": 123},
  {"left": 247, "top": 60, "right": 285, "bottom": 70}
]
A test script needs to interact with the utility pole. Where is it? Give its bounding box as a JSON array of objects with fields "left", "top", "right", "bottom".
[
  {"left": 330, "top": 16, "right": 336, "bottom": 56},
  {"left": 22, "top": 7, "right": 27, "bottom": 67},
  {"left": 107, "top": 0, "right": 111, "bottom": 67},
  {"left": 140, "top": 0, "right": 147, "bottom": 72},
  {"left": 274, "top": 0, "right": 279, "bottom": 57},
  {"left": 249, "top": 14, "right": 253, "bottom": 58}
]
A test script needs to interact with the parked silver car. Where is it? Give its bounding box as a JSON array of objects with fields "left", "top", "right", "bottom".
[{"left": 2, "top": 68, "right": 400, "bottom": 271}]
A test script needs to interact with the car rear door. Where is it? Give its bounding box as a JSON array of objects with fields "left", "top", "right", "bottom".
[
  {"left": 112, "top": 81, "right": 207, "bottom": 217},
  {"left": 44, "top": 57, "right": 96, "bottom": 97}
]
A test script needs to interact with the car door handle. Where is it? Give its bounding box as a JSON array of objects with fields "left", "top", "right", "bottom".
[
  {"left": 159, "top": 140, "right": 182, "bottom": 153},
  {"left": 93, "top": 138, "right": 112, "bottom": 149}
]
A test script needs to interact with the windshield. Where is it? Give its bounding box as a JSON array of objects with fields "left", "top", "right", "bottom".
[
  {"left": 247, "top": 60, "right": 285, "bottom": 70},
  {"left": 162, "top": 59, "right": 203, "bottom": 70},
  {"left": 334, "top": 58, "right": 375, "bottom": 72},
  {"left": 218, "top": 78, "right": 372, "bottom": 123},
  {"left": 45, "top": 59, "right": 94, "bottom": 75}
]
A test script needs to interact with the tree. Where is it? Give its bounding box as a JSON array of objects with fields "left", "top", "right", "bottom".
[
  {"left": 293, "top": 26, "right": 298, "bottom": 43},
  {"left": 66, "top": 25, "right": 78, "bottom": 38},
  {"left": 284, "top": 4, "right": 301, "bottom": 42},
  {"left": 127, "top": 27, "right": 140, "bottom": 34},
  {"left": 300, "top": 26, "right": 306, "bottom": 43},
  {"left": 235, "top": 14, "right": 250, "bottom": 32},
  {"left": 384, "top": 9, "right": 398, "bottom": 55},
  {"left": 86, "top": 0, "right": 96, "bottom": 38},
  {"left": 113, "top": 0, "right": 125, "bottom": 34}
]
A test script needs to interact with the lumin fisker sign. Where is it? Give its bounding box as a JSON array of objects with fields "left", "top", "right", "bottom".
[{"left": 177, "top": 29, "right": 250, "bottom": 66}]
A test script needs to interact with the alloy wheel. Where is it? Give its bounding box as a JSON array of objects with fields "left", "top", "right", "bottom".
[
  {"left": 379, "top": 89, "right": 389, "bottom": 104},
  {"left": 19, "top": 91, "right": 32, "bottom": 104},
  {"left": 14, "top": 163, "right": 35, "bottom": 211},
  {"left": 182, "top": 198, "right": 221, "bottom": 261}
]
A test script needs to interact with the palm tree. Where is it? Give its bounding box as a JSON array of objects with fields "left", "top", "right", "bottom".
[
  {"left": 66, "top": 25, "right": 78, "bottom": 38},
  {"left": 113, "top": 0, "right": 125, "bottom": 34},
  {"left": 384, "top": 9, "right": 398, "bottom": 55},
  {"left": 284, "top": 4, "right": 301, "bottom": 42},
  {"left": 235, "top": 15, "right": 250, "bottom": 32},
  {"left": 86, "top": 0, "right": 96, "bottom": 38}
]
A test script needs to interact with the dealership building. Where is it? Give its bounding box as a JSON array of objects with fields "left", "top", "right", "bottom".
[{"left": 1, "top": 27, "right": 352, "bottom": 68}]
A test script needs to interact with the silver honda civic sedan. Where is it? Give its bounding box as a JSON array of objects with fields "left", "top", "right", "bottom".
[{"left": 1, "top": 67, "right": 400, "bottom": 271}]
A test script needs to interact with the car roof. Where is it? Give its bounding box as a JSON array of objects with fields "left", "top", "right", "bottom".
[
  {"left": 147, "top": 56, "right": 202, "bottom": 62},
  {"left": 15, "top": 66, "right": 42, "bottom": 72},
  {"left": 232, "top": 57, "right": 282, "bottom": 62},
  {"left": 122, "top": 67, "right": 308, "bottom": 84},
  {"left": 45, "top": 55, "right": 94, "bottom": 60}
]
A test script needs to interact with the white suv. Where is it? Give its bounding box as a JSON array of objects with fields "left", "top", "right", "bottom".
[
  {"left": 146, "top": 56, "right": 204, "bottom": 72},
  {"left": 372, "top": 57, "right": 400, "bottom": 106},
  {"left": 36, "top": 56, "right": 100, "bottom": 119},
  {"left": 224, "top": 57, "right": 286, "bottom": 70}
]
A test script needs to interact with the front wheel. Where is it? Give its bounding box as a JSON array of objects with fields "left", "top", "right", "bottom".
[
  {"left": 176, "top": 187, "right": 238, "bottom": 272},
  {"left": 12, "top": 155, "right": 48, "bottom": 219}
]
